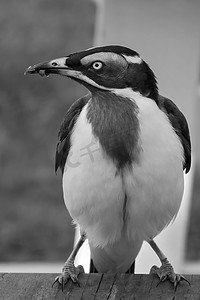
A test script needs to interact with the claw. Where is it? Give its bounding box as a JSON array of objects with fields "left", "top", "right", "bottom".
[
  {"left": 52, "top": 276, "right": 59, "bottom": 288},
  {"left": 52, "top": 274, "right": 69, "bottom": 291},
  {"left": 180, "top": 275, "right": 190, "bottom": 285},
  {"left": 52, "top": 264, "right": 84, "bottom": 291},
  {"left": 52, "top": 276, "right": 65, "bottom": 291},
  {"left": 61, "top": 276, "right": 64, "bottom": 292},
  {"left": 174, "top": 275, "right": 190, "bottom": 291},
  {"left": 150, "top": 261, "right": 190, "bottom": 289},
  {"left": 171, "top": 273, "right": 190, "bottom": 291}
]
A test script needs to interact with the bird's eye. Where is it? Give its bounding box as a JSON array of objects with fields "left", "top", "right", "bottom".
[{"left": 92, "top": 61, "right": 103, "bottom": 70}]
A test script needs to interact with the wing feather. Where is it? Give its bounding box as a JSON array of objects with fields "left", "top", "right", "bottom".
[
  {"left": 55, "top": 94, "right": 90, "bottom": 173},
  {"left": 159, "top": 95, "right": 191, "bottom": 173}
]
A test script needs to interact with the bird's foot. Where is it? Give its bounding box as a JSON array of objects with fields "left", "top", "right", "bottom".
[
  {"left": 52, "top": 260, "right": 84, "bottom": 291},
  {"left": 150, "top": 258, "right": 190, "bottom": 290}
]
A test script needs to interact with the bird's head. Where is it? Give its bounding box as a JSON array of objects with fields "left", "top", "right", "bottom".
[{"left": 25, "top": 45, "right": 158, "bottom": 101}]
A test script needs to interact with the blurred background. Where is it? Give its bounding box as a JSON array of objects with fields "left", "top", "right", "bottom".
[
  {"left": 0, "top": 0, "right": 200, "bottom": 273},
  {"left": 0, "top": 0, "right": 95, "bottom": 265}
]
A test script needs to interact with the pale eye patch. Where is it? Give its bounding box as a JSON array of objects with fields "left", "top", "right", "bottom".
[
  {"left": 80, "top": 52, "right": 128, "bottom": 68},
  {"left": 122, "top": 55, "right": 142, "bottom": 64}
]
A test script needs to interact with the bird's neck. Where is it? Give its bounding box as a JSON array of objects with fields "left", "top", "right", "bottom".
[{"left": 86, "top": 90, "right": 140, "bottom": 170}]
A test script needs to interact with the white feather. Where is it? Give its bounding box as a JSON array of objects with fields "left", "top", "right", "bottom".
[
  {"left": 63, "top": 104, "right": 125, "bottom": 248},
  {"left": 122, "top": 54, "right": 142, "bottom": 64},
  {"left": 62, "top": 90, "right": 184, "bottom": 272},
  {"left": 123, "top": 92, "right": 184, "bottom": 241}
]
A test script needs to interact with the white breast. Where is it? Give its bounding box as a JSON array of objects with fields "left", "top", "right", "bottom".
[
  {"left": 62, "top": 92, "right": 184, "bottom": 250},
  {"left": 62, "top": 103, "right": 125, "bottom": 248},
  {"left": 123, "top": 93, "right": 184, "bottom": 241}
]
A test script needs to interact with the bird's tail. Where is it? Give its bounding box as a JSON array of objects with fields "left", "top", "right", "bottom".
[
  {"left": 89, "top": 259, "right": 98, "bottom": 273},
  {"left": 89, "top": 259, "right": 135, "bottom": 274}
]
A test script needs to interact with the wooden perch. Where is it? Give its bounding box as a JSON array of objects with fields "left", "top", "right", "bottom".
[{"left": 0, "top": 273, "right": 198, "bottom": 299}]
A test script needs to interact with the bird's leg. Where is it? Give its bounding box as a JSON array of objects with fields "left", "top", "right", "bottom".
[
  {"left": 148, "top": 240, "right": 190, "bottom": 289},
  {"left": 53, "top": 233, "right": 86, "bottom": 290}
]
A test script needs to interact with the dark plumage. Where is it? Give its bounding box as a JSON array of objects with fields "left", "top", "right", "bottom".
[
  {"left": 87, "top": 90, "right": 140, "bottom": 170},
  {"left": 159, "top": 95, "right": 191, "bottom": 173},
  {"left": 55, "top": 94, "right": 90, "bottom": 173}
]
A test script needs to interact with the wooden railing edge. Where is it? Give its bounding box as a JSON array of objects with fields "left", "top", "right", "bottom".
[{"left": 0, "top": 272, "right": 198, "bottom": 299}]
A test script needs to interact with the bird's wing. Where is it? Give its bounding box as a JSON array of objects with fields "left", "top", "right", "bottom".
[
  {"left": 158, "top": 95, "right": 191, "bottom": 173},
  {"left": 55, "top": 93, "right": 91, "bottom": 173}
]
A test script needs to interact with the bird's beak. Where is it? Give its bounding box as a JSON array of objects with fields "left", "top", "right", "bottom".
[{"left": 24, "top": 57, "right": 71, "bottom": 77}]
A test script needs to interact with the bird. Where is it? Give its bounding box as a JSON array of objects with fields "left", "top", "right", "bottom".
[{"left": 25, "top": 45, "right": 191, "bottom": 290}]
